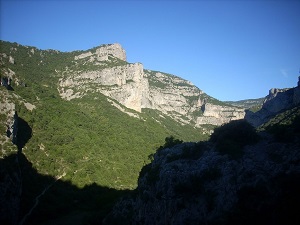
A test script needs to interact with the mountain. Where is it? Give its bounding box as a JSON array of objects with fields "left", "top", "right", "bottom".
[
  {"left": 0, "top": 40, "right": 243, "bottom": 224},
  {"left": 1, "top": 40, "right": 299, "bottom": 225}
]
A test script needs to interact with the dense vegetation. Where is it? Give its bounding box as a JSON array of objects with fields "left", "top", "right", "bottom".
[
  {"left": 210, "top": 119, "right": 259, "bottom": 159},
  {"left": 259, "top": 106, "right": 300, "bottom": 142}
]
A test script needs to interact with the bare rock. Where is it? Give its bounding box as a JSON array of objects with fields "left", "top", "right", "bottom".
[
  {"left": 9, "top": 56, "right": 14, "bottom": 64},
  {"left": 246, "top": 78, "right": 300, "bottom": 127},
  {"left": 74, "top": 43, "right": 126, "bottom": 61}
]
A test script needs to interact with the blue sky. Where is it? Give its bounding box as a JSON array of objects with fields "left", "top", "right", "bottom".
[{"left": 1, "top": 0, "right": 300, "bottom": 101}]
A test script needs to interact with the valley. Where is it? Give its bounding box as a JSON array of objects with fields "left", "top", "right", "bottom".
[{"left": 1, "top": 40, "right": 299, "bottom": 225}]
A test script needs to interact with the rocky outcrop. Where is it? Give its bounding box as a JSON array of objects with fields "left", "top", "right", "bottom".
[
  {"left": 59, "top": 63, "right": 148, "bottom": 112},
  {"left": 0, "top": 90, "right": 18, "bottom": 148},
  {"left": 145, "top": 71, "right": 202, "bottom": 122},
  {"left": 95, "top": 43, "right": 126, "bottom": 61},
  {"left": 100, "top": 63, "right": 148, "bottom": 112},
  {"left": 196, "top": 103, "right": 245, "bottom": 126},
  {"left": 246, "top": 77, "right": 300, "bottom": 127},
  {"left": 0, "top": 53, "right": 14, "bottom": 65},
  {"left": 74, "top": 51, "right": 93, "bottom": 60},
  {"left": 104, "top": 130, "right": 300, "bottom": 225},
  {"left": 0, "top": 67, "right": 16, "bottom": 90},
  {"left": 74, "top": 43, "right": 126, "bottom": 61}
]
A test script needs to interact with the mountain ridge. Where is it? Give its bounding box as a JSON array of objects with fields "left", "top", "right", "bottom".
[{"left": 47, "top": 41, "right": 245, "bottom": 126}]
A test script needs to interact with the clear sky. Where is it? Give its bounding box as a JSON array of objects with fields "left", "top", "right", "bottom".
[{"left": 1, "top": 0, "right": 300, "bottom": 101}]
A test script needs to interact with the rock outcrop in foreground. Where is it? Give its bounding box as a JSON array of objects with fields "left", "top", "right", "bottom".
[{"left": 104, "top": 116, "right": 300, "bottom": 225}]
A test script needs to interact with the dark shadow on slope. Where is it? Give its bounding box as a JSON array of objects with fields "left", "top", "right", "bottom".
[
  {"left": 210, "top": 119, "right": 260, "bottom": 159},
  {"left": 1, "top": 77, "right": 14, "bottom": 91},
  {"left": 227, "top": 173, "right": 300, "bottom": 225},
  {"left": 0, "top": 153, "right": 131, "bottom": 225},
  {"left": 6, "top": 85, "right": 14, "bottom": 91},
  {"left": 16, "top": 116, "right": 32, "bottom": 152},
  {"left": 264, "top": 112, "right": 300, "bottom": 142}
]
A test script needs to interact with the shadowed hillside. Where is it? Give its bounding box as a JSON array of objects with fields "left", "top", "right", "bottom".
[
  {"left": 0, "top": 152, "right": 130, "bottom": 225},
  {"left": 104, "top": 115, "right": 300, "bottom": 225}
]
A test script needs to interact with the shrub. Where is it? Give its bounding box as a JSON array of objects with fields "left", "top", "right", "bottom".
[
  {"left": 167, "top": 142, "right": 207, "bottom": 162},
  {"left": 210, "top": 120, "right": 259, "bottom": 159},
  {"left": 265, "top": 114, "right": 300, "bottom": 142},
  {"left": 158, "top": 136, "right": 183, "bottom": 151},
  {"left": 139, "top": 164, "right": 161, "bottom": 185}
]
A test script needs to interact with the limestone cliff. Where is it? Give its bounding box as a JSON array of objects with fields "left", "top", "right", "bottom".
[
  {"left": 74, "top": 43, "right": 126, "bottom": 61},
  {"left": 59, "top": 62, "right": 147, "bottom": 112},
  {"left": 0, "top": 89, "right": 18, "bottom": 150},
  {"left": 58, "top": 43, "right": 244, "bottom": 126},
  {"left": 246, "top": 77, "right": 300, "bottom": 127},
  {"left": 196, "top": 103, "right": 245, "bottom": 126}
]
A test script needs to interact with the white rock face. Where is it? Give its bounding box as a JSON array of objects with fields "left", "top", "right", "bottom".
[
  {"left": 197, "top": 103, "right": 245, "bottom": 126},
  {"left": 74, "top": 52, "right": 93, "bottom": 60},
  {"left": 59, "top": 63, "right": 147, "bottom": 112},
  {"left": 95, "top": 43, "right": 126, "bottom": 61},
  {"left": 0, "top": 91, "right": 18, "bottom": 147},
  {"left": 8, "top": 56, "right": 14, "bottom": 64},
  {"left": 59, "top": 43, "right": 245, "bottom": 125},
  {"left": 74, "top": 43, "right": 126, "bottom": 61},
  {"left": 144, "top": 71, "right": 203, "bottom": 123},
  {"left": 100, "top": 63, "right": 147, "bottom": 112}
]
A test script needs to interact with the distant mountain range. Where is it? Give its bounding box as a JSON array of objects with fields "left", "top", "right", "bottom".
[{"left": 225, "top": 98, "right": 265, "bottom": 110}]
